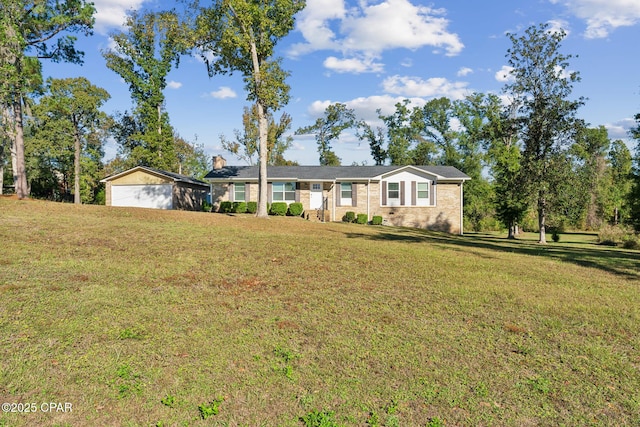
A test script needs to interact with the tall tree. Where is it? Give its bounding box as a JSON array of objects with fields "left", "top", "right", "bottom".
[
  {"left": 602, "top": 139, "right": 632, "bottom": 225},
  {"left": 175, "top": 136, "right": 210, "bottom": 179},
  {"left": 193, "top": 0, "right": 305, "bottom": 217},
  {"left": 220, "top": 104, "right": 296, "bottom": 165},
  {"left": 33, "top": 77, "right": 110, "bottom": 204},
  {"left": 0, "top": 0, "right": 95, "bottom": 199},
  {"left": 103, "top": 10, "right": 189, "bottom": 171},
  {"left": 295, "top": 102, "right": 355, "bottom": 166},
  {"left": 504, "top": 23, "right": 584, "bottom": 243},
  {"left": 357, "top": 121, "right": 387, "bottom": 165},
  {"left": 629, "top": 113, "right": 640, "bottom": 231}
]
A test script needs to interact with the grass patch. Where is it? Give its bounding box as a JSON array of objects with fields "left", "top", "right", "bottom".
[{"left": 0, "top": 199, "right": 638, "bottom": 426}]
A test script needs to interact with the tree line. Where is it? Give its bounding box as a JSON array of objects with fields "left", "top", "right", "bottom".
[{"left": 1, "top": 2, "right": 639, "bottom": 241}]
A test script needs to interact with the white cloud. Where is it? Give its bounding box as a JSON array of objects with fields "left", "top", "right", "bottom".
[
  {"left": 92, "top": 0, "right": 147, "bottom": 34},
  {"left": 323, "top": 55, "right": 384, "bottom": 74},
  {"left": 382, "top": 75, "right": 470, "bottom": 100},
  {"left": 304, "top": 95, "right": 425, "bottom": 127},
  {"left": 495, "top": 65, "right": 514, "bottom": 82},
  {"left": 167, "top": 81, "right": 182, "bottom": 89},
  {"left": 546, "top": 19, "right": 571, "bottom": 35},
  {"left": 457, "top": 67, "right": 473, "bottom": 77},
  {"left": 605, "top": 117, "right": 637, "bottom": 140},
  {"left": 208, "top": 87, "right": 237, "bottom": 99},
  {"left": 550, "top": 0, "right": 640, "bottom": 38},
  {"left": 289, "top": 0, "right": 463, "bottom": 73}
]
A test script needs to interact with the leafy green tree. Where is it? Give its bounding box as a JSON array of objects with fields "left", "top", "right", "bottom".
[
  {"left": 504, "top": 23, "right": 584, "bottom": 243},
  {"left": 175, "top": 136, "right": 210, "bottom": 180},
  {"left": 221, "top": 104, "right": 296, "bottom": 165},
  {"left": 103, "top": 10, "right": 189, "bottom": 171},
  {"left": 32, "top": 77, "right": 110, "bottom": 204},
  {"left": 295, "top": 103, "right": 356, "bottom": 166},
  {"left": 380, "top": 99, "right": 427, "bottom": 165},
  {"left": 568, "top": 124, "right": 611, "bottom": 229},
  {"left": 0, "top": 0, "right": 95, "bottom": 199},
  {"left": 629, "top": 113, "right": 640, "bottom": 230},
  {"left": 357, "top": 122, "right": 387, "bottom": 165},
  {"left": 602, "top": 139, "right": 633, "bottom": 225},
  {"left": 193, "top": 0, "right": 305, "bottom": 217}
]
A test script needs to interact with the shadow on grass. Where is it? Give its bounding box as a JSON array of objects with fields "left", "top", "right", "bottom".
[{"left": 345, "top": 227, "right": 640, "bottom": 280}]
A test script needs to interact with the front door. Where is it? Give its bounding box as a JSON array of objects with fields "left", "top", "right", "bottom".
[{"left": 310, "top": 183, "right": 323, "bottom": 209}]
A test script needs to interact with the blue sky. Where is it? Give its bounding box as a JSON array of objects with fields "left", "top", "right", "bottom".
[{"left": 40, "top": 0, "right": 640, "bottom": 167}]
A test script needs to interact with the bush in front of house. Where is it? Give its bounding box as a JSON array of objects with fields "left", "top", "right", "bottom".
[
  {"left": 371, "top": 215, "right": 383, "bottom": 225},
  {"left": 202, "top": 201, "right": 212, "bottom": 212},
  {"left": 269, "top": 202, "right": 288, "bottom": 216},
  {"left": 232, "top": 202, "right": 247, "bottom": 213},
  {"left": 356, "top": 213, "right": 368, "bottom": 224},
  {"left": 247, "top": 201, "right": 257, "bottom": 214},
  {"left": 342, "top": 211, "right": 356, "bottom": 223},
  {"left": 287, "top": 202, "right": 304, "bottom": 217},
  {"left": 219, "top": 201, "right": 233, "bottom": 213}
]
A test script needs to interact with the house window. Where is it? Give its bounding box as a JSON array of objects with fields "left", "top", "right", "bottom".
[
  {"left": 387, "top": 182, "right": 400, "bottom": 201},
  {"left": 312, "top": 183, "right": 322, "bottom": 191},
  {"left": 417, "top": 182, "right": 429, "bottom": 200},
  {"left": 273, "top": 182, "right": 295, "bottom": 201},
  {"left": 340, "top": 182, "right": 352, "bottom": 205},
  {"left": 234, "top": 183, "right": 246, "bottom": 201}
]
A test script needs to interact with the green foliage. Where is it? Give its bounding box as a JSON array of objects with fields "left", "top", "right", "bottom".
[
  {"left": 342, "top": 211, "right": 356, "bottom": 223},
  {"left": 160, "top": 395, "right": 176, "bottom": 408},
  {"left": 356, "top": 213, "right": 368, "bottom": 224},
  {"left": 232, "top": 201, "right": 247, "bottom": 213},
  {"left": 247, "top": 201, "right": 258, "bottom": 214},
  {"left": 202, "top": 200, "right": 212, "bottom": 212},
  {"left": 300, "top": 409, "right": 340, "bottom": 427},
  {"left": 598, "top": 225, "right": 636, "bottom": 247},
  {"left": 287, "top": 202, "right": 304, "bottom": 216},
  {"left": 296, "top": 103, "right": 355, "bottom": 166},
  {"left": 28, "top": 77, "right": 110, "bottom": 204},
  {"left": 1, "top": 0, "right": 96, "bottom": 198},
  {"left": 425, "top": 417, "right": 445, "bottom": 427},
  {"left": 113, "top": 363, "right": 143, "bottom": 398},
  {"left": 219, "top": 201, "right": 233, "bottom": 213},
  {"left": 622, "top": 235, "right": 639, "bottom": 250},
  {"left": 371, "top": 215, "right": 383, "bottom": 225},
  {"left": 269, "top": 202, "right": 288, "bottom": 216},
  {"left": 220, "top": 105, "right": 296, "bottom": 165},
  {"left": 103, "top": 10, "right": 189, "bottom": 171},
  {"left": 504, "top": 23, "right": 584, "bottom": 243},
  {"left": 198, "top": 397, "right": 223, "bottom": 419}
]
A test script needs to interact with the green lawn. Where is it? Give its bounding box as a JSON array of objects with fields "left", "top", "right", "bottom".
[{"left": 0, "top": 198, "right": 638, "bottom": 426}]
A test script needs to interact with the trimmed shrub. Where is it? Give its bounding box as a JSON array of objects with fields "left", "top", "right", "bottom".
[
  {"left": 356, "top": 213, "right": 368, "bottom": 224},
  {"left": 342, "top": 211, "right": 356, "bottom": 223},
  {"left": 371, "top": 215, "right": 383, "bottom": 225},
  {"left": 247, "top": 201, "right": 257, "bottom": 214},
  {"left": 219, "top": 201, "right": 233, "bottom": 213},
  {"left": 232, "top": 201, "right": 247, "bottom": 213},
  {"left": 269, "top": 202, "right": 288, "bottom": 216},
  {"left": 288, "top": 202, "right": 304, "bottom": 217},
  {"left": 202, "top": 201, "right": 212, "bottom": 212}
]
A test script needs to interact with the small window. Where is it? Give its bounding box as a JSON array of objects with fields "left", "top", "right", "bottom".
[
  {"left": 273, "top": 182, "right": 295, "bottom": 201},
  {"left": 340, "top": 182, "right": 352, "bottom": 200},
  {"left": 417, "top": 182, "right": 429, "bottom": 200},
  {"left": 312, "top": 183, "right": 322, "bottom": 191},
  {"left": 234, "top": 183, "right": 246, "bottom": 201},
  {"left": 388, "top": 182, "right": 400, "bottom": 200}
]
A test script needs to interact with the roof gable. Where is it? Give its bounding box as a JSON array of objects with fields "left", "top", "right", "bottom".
[{"left": 101, "top": 166, "right": 209, "bottom": 186}]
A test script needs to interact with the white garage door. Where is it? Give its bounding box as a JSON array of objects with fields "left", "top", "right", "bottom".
[{"left": 111, "top": 184, "right": 173, "bottom": 209}]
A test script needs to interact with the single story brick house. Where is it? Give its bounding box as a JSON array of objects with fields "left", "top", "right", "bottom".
[
  {"left": 205, "top": 156, "right": 471, "bottom": 234},
  {"left": 101, "top": 166, "right": 209, "bottom": 211}
]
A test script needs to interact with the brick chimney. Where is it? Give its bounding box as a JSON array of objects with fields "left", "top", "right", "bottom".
[{"left": 213, "top": 155, "right": 227, "bottom": 170}]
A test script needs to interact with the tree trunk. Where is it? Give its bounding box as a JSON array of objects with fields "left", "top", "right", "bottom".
[
  {"left": 537, "top": 194, "right": 547, "bottom": 244},
  {"left": 73, "top": 123, "right": 81, "bottom": 205},
  {"left": 13, "top": 99, "right": 28, "bottom": 199},
  {"left": 507, "top": 223, "right": 516, "bottom": 239},
  {"left": 248, "top": 36, "right": 269, "bottom": 218}
]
